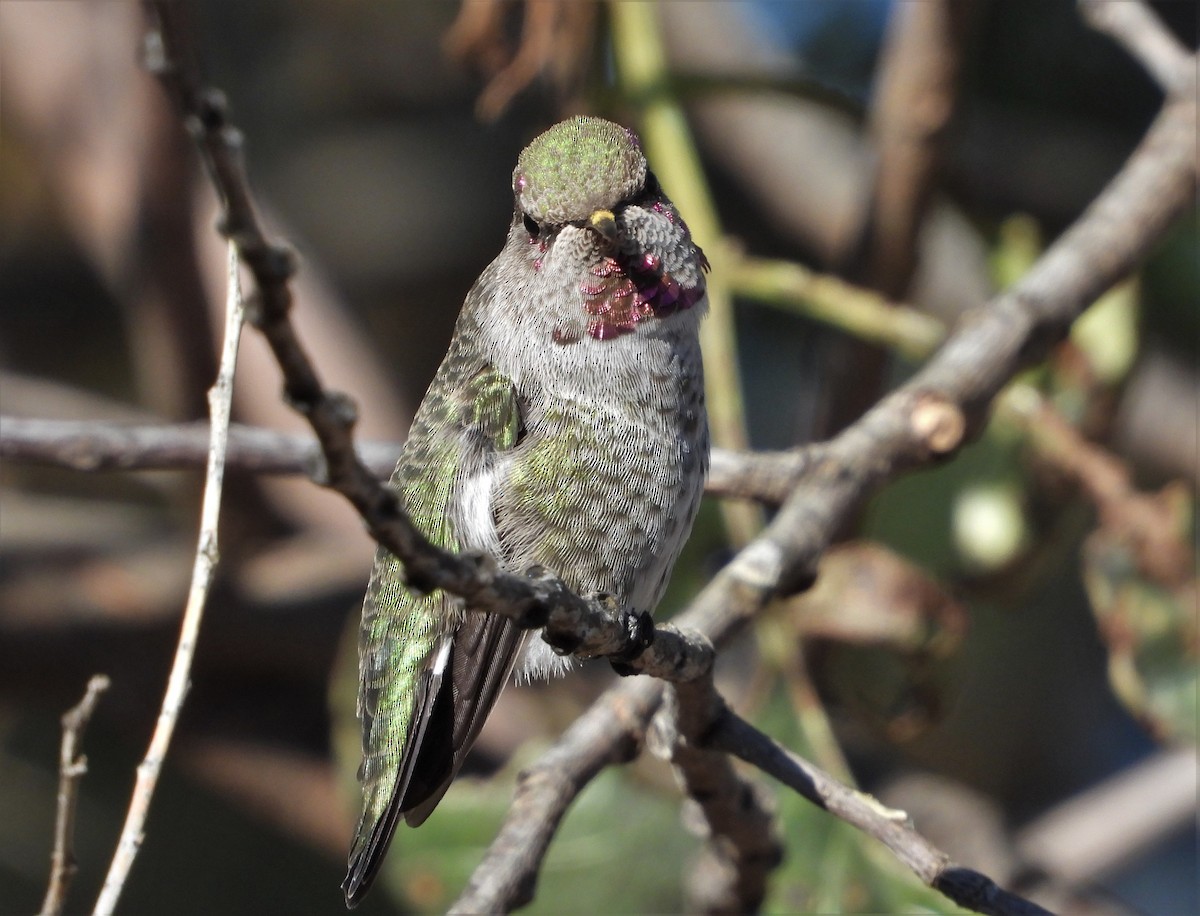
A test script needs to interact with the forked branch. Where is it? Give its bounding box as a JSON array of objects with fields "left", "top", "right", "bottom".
[{"left": 39, "top": 675, "right": 110, "bottom": 916}]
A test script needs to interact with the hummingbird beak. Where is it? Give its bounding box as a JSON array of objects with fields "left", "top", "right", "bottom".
[{"left": 588, "top": 209, "right": 620, "bottom": 246}]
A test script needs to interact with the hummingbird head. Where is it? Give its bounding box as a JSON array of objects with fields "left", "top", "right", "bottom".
[{"left": 510, "top": 117, "right": 708, "bottom": 343}]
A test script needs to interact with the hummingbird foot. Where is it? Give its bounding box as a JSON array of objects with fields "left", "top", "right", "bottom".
[{"left": 609, "top": 609, "right": 656, "bottom": 676}]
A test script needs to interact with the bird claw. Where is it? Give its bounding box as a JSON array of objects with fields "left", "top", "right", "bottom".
[{"left": 609, "top": 609, "right": 655, "bottom": 675}]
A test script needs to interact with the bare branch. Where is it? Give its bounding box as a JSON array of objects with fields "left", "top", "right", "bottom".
[
  {"left": 39, "top": 675, "right": 111, "bottom": 916},
  {"left": 677, "top": 80, "right": 1198, "bottom": 649},
  {"left": 708, "top": 711, "right": 1053, "bottom": 916},
  {"left": 93, "top": 242, "right": 244, "bottom": 915},
  {"left": 0, "top": 416, "right": 398, "bottom": 479},
  {"left": 1080, "top": 0, "right": 1196, "bottom": 95},
  {"left": 449, "top": 679, "right": 666, "bottom": 913},
  {"left": 706, "top": 443, "right": 822, "bottom": 506},
  {"left": 461, "top": 664, "right": 1042, "bottom": 915},
  {"left": 725, "top": 254, "right": 946, "bottom": 362},
  {"left": 1008, "top": 387, "right": 1193, "bottom": 588},
  {"left": 1016, "top": 746, "right": 1198, "bottom": 888},
  {"left": 861, "top": 0, "right": 975, "bottom": 297},
  {"left": 0, "top": 416, "right": 803, "bottom": 507},
  {"left": 444, "top": 0, "right": 598, "bottom": 120},
  {"left": 655, "top": 679, "right": 783, "bottom": 914}
]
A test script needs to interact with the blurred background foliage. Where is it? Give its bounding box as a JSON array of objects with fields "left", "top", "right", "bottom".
[{"left": 0, "top": 1, "right": 1195, "bottom": 914}]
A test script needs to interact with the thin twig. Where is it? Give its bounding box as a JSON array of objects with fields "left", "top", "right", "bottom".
[
  {"left": 0, "top": 417, "right": 400, "bottom": 479},
  {"left": 1003, "top": 386, "right": 1193, "bottom": 587},
  {"left": 39, "top": 675, "right": 111, "bottom": 916},
  {"left": 93, "top": 242, "right": 244, "bottom": 915},
  {"left": 1079, "top": 0, "right": 1196, "bottom": 95},
  {"left": 709, "top": 710, "right": 1054, "bottom": 916},
  {"left": 1016, "top": 746, "right": 1198, "bottom": 887},
  {"left": 726, "top": 254, "right": 946, "bottom": 362}
]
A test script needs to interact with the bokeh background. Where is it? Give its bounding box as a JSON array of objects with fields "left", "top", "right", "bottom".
[{"left": 1, "top": 1, "right": 1195, "bottom": 913}]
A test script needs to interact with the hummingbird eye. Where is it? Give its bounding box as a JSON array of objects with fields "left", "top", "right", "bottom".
[{"left": 522, "top": 213, "right": 541, "bottom": 239}]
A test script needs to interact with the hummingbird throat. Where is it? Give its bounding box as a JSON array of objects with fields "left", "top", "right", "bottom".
[{"left": 571, "top": 216, "right": 707, "bottom": 343}]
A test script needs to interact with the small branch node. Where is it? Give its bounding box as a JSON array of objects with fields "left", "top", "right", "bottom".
[
  {"left": 240, "top": 290, "right": 266, "bottom": 328},
  {"left": 323, "top": 390, "right": 360, "bottom": 428},
  {"left": 400, "top": 560, "right": 439, "bottom": 597},
  {"left": 195, "top": 87, "right": 228, "bottom": 120},
  {"left": 263, "top": 243, "right": 299, "bottom": 282},
  {"left": 461, "top": 548, "right": 498, "bottom": 578},
  {"left": 910, "top": 391, "right": 966, "bottom": 455},
  {"left": 141, "top": 29, "right": 168, "bottom": 74}
]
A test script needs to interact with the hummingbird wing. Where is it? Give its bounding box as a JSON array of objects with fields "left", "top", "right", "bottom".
[{"left": 344, "top": 360, "right": 526, "bottom": 906}]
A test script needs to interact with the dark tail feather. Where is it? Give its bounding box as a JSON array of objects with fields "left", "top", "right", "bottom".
[
  {"left": 343, "top": 792, "right": 403, "bottom": 907},
  {"left": 343, "top": 614, "right": 526, "bottom": 907},
  {"left": 403, "top": 612, "right": 526, "bottom": 826},
  {"left": 343, "top": 654, "right": 449, "bottom": 907}
]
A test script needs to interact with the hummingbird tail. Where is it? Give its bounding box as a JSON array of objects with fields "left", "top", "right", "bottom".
[
  {"left": 343, "top": 637, "right": 451, "bottom": 907},
  {"left": 343, "top": 613, "right": 526, "bottom": 907},
  {"left": 342, "top": 790, "right": 402, "bottom": 908}
]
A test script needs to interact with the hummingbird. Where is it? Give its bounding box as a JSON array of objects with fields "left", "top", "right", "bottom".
[{"left": 343, "top": 116, "right": 709, "bottom": 907}]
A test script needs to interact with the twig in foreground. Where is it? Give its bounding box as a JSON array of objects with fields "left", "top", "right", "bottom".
[
  {"left": 709, "top": 710, "right": 1055, "bottom": 916},
  {"left": 39, "top": 675, "right": 111, "bottom": 916},
  {"left": 449, "top": 678, "right": 666, "bottom": 913},
  {"left": 93, "top": 243, "right": 245, "bottom": 916}
]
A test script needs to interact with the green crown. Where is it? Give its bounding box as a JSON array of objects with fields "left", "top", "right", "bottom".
[{"left": 514, "top": 117, "right": 648, "bottom": 224}]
